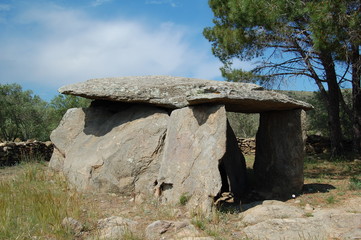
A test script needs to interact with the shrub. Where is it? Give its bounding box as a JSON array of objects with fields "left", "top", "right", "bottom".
[
  {"left": 349, "top": 177, "right": 361, "bottom": 190},
  {"left": 179, "top": 193, "right": 191, "bottom": 206}
]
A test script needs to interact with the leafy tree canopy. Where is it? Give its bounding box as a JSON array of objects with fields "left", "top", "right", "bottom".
[
  {"left": 204, "top": 0, "right": 360, "bottom": 84},
  {"left": 204, "top": 0, "right": 361, "bottom": 154},
  {"left": 0, "top": 83, "right": 91, "bottom": 141},
  {"left": 49, "top": 94, "right": 91, "bottom": 128},
  {"left": 0, "top": 84, "right": 49, "bottom": 141}
]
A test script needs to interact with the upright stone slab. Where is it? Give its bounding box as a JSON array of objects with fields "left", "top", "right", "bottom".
[
  {"left": 254, "top": 109, "right": 305, "bottom": 199},
  {"left": 156, "top": 104, "right": 247, "bottom": 213},
  {"left": 49, "top": 101, "right": 169, "bottom": 196}
]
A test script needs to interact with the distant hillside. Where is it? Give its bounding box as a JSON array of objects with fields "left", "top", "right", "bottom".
[
  {"left": 278, "top": 90, "right": 315, "bottom": 102},
  {"left": 278, "top": 89, "right": 352, "bottom": 103}
]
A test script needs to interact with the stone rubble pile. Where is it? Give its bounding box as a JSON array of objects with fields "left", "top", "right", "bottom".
[
  {"left": 0, "top": 140, "right": 54, "bottom": 166},
  {"left": 237, "top": 138, "right": 256, "bottom": 155}
]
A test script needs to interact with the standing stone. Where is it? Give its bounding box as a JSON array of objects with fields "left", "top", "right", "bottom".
[
  {"left": 254, "top": 109, "right": 305, "bottom": 199},
  {"left": 49, "top": 101, "right": 169, "bottom": 196},
  {"left": 49, "top": 108, "right": 86, "bottom": 171},
  {"left": 156, "top": 104, "right": 247, "bottom": 213}
]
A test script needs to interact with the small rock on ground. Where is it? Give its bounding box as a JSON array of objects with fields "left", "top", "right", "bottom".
[
  {"left": 96, "top": 216, "right": 138, "bottom": 240},
  {"left": 145, "top": 220, "right": 200, "bottom": 240},
  {"left": 61, "top": 217, "right": 83, "bottom": 234}
]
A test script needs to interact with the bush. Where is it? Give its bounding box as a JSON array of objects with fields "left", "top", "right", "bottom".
[
  {"left": 349, "top": 177, "right": 361, "bottom": 190},
  {"left": 179, "top": 193, "right": 191, "bottom": 205}
]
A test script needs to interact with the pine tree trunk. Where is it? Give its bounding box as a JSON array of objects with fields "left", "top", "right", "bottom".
[
  {"left": 351, "top": 45, "right": 361, "bottom": 154},
  {"left": 320, "top": 51, "right": 344, "bottom": 156},
  {"left": 327, "top": 80, "right": 344, "bottom": 156},
  {"left": 353, "top": 90, "right": 361, "bottom": 154}
]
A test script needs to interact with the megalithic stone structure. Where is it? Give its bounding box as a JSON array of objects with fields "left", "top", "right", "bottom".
[{"left": 50, "top": 75, "right": 312, "bottom": 213}]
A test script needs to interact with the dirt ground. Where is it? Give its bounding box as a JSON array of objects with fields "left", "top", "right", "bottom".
[{"left": 1, "top": 154, "right": 360, "bottom": 239}]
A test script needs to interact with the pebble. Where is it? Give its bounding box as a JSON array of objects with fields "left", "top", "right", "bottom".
[{"left": 304, "top": 204, "right": 314, "bottom": 212}]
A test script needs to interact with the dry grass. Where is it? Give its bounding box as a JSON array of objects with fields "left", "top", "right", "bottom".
[
  {"left": 0, "top": 153, "right": 360, "bottom": 239},
  {"left": 0, "top": 160, "right": 85, "bottom": 240},
  {"left": 298, "top": 154, "right": 361, "bottom": 207}
]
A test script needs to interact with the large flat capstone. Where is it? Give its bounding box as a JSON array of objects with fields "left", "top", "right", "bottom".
[{"left": 59, "top": 76, "right": 312, "bottom": 113}]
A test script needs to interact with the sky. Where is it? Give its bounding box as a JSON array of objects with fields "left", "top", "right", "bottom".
[{"left": 0, "top": 0, "right": 317, "bottom": 101}]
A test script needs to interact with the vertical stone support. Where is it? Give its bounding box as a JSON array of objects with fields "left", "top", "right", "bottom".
[
  {"left": 254, "top": 109, "right": 305, "bottom": 199},
  {"left": 157, "top": 104, "right": 247, "bottom": 213}
]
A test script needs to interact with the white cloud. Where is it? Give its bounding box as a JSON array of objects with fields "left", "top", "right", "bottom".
[
  {"left": 0, "top": 5, "right": 223, "bottom": 90},
  {"left": 0, "top": 4, "right": 11, "bottom": 11},
  {"left": 145, "top": 0, "right": 178, "bottom": 7},
  {"left": 91, "top": 0, "right": 113, "bottom": 7}
]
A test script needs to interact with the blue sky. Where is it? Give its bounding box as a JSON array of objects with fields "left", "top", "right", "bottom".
[{"left": 0, "top": 0, "right": 316, "bottom": 101}]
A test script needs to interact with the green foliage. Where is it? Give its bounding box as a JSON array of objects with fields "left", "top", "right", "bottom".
[
  {"left": 191, "top": 218, "right": 207, "bottom": 231},
  {"left": 220, "top": 66, "right": 270, "bottom": 84},
  {"left": 0, "top": 161, "right": 83, "bottom": 239},
  {"left": 227, "top": 112, "right": 259, "bottom": 138},
  {"left": 179, "top": 192, "right": 191, "bottom": 206},
  {"left": 204, "top": 0, "right": 360, "bottom": 88},
  {"left": 349, "top": 177, "right": 361, "bottom": 190},
  {"left": 49, "top": 94, "right": 91, "bottom": 130},
  {"left": 0, "top": 83, "right": 91, "bottom": 141},
  {"left": 205, "top": 0, "right": 360, "bottom": 66},
  {"left": 204, "top": 0, "right": 361, "bottom": 154},
  {"left": 0, "top": 84, "right": 50, "bottom": 141},
  {"left": 291, "top": 90, "right": 353, "bottom": 139},
  {"left": 325, "top": 195, "right": 337, "bottom": 204}
]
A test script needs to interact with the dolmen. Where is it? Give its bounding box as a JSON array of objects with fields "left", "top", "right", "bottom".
[{"left": 49, "top": 76, "right": 312, "bottom": 213}]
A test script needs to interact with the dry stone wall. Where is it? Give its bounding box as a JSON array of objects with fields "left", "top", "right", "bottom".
[
  {"left": 237, "top": 138, "right": 256, "bottom": 155},
  {"left": 0, "top": 140, "right": 54, "bottom": 166}
]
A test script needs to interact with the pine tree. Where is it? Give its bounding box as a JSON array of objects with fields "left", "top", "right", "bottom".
[{"left": 204, "top": 0, "right": 361, "bottom": 155}]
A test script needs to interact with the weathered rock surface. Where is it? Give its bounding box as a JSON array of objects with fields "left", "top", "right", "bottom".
[
  {"left": 49, "top": 101, "right": 169, "bottom": 195},
  {"left": 62, "top": 217, "right": 83, "bottom": 235},
  {"left": 59, "top": 76, "right": 312, "bottom": 112},
  {"left": 156, "top": 104, "right": 247, "bottom": 213},
  {"left": 49, "top": 108, "right": 85, "bottom": 171},
  {"left": 145, "top": 220, "right": 201, "bottom": 240},
  {"left": 240, "top": 200, "right": 304, "bottom": 226},
  {"left": 240, "top": 199, "right": 361, "bottom": 240},
  {"left": 96, "top": 216, "right": 138, "bottom": 239},
  {"left": 51, "top": 76, "right": 312, "bottom": 213},
  {"left": 243, "top": 217, "right": 329, "bottom": 240},
  {"left": 254, "top": 109, "right": 305, "bottom": 199}
]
